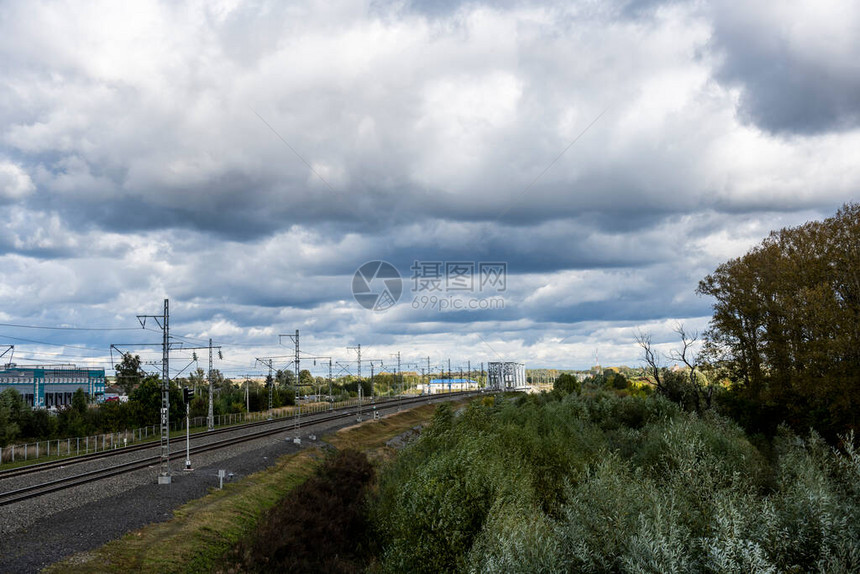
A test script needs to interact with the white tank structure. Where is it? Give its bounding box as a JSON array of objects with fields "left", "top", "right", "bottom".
[{"left": 487, "top": 362, "right": 526, "bottom": 391}]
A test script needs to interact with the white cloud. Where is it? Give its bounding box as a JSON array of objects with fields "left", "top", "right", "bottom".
[{"left": 0, "top": 160, "right": 35, "bottom": 199}]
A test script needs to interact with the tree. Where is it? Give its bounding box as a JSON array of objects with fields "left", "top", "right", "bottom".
[
  {"left": 276, "top": 369, "right": 296, "bottom": 388},
  {"left": 554, "top": 373, "right": 580, "bottom": 395},
  {"left": 0, "top": 388, "right": 22, "bottom": 446},
  {"left": 209, "top": 369, "right": 228, "bottom": 391},
  {"left": 129, "top": 375, "right": 184, "bottom": 426},
  {"left": 698, "top": 203, "right": 860, "bottom": 437},
  {"left": 188, "top": 368, "right": 206, "bottom": 391},
  {"left": 636, "top": 331, "right": 663, "bottom": 392},
  {"left": 115, "top": 353, "right": 144, "bottom": 396},
  {"left": 71, "top": 388, "right": 88, "bottom": 413},
  {"left": 607, "top": 371, "right": 628, "bottom": 390},
  {"left": 667, "top": 323, "right": 709, "bottom": 408},
  {"left": 299, "top": 369, "right": 314, "bottom": 387}
]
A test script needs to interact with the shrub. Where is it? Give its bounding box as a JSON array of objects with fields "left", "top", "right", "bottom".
[
  {"left": 228, "top": 449, "right": 375, "bottom": 573},
  {"left": 369, "top": 392, "right": 860, "bottom": 573}
]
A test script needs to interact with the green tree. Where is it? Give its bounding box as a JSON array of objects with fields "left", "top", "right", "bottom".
[
  {"left": 299, "top": 369, "right": 314, "bottom": 388},
  {"left": 0, "top": 388, "right": 23, "bottom": 446},
  {"left": 71, "top": 388, "right": 88, "bottom": 413},
  {"left": 188, "top": 368, "right": 206, "bottom": 390},
  {"left": 554, "top": 373, "right": 581, "bottom": 395},
  {"left": 276, "top": 369, "right": 296, "bottom": 388},
  {"left": 129, "top": 375, "right": 184, "bottom": 426},
  {"left": 115, "top": 353, "right": 144, "bottom": 396},
  {"left": 608, "top": 371, "right": 628, "bottom": 390}
]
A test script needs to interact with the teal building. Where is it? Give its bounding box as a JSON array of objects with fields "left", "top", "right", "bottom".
[{"left": 0, "top": 365, "right": 106, "bottom": 407}]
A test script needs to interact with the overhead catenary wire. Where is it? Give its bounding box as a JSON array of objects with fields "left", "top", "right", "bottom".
[{"left": 0, "top": 322, "right": 141, "bottom": 331}]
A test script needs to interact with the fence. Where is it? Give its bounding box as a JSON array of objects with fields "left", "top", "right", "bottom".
[{"left": 0, "top": 396, "right": 374, "bottom": 466}]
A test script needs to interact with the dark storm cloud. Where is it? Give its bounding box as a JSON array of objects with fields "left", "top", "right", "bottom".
[{"left": 709, "top": 2, "right": 860, "bottom": 135}]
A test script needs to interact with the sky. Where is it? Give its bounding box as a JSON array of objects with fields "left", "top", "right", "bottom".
[{"left": 1, "top": 0, "right": 858, "bottom": 378}]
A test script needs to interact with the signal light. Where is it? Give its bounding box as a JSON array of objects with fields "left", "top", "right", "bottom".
[{"left": 183, "top": 388, "right": 193, "bottom": 403}]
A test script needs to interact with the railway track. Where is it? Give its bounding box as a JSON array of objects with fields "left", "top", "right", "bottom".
[
  {"left": 0, "top": 391, "right": 480, "bottom": 506},
  {"left": 0, "top": 392, "right": 440, "bottom": 480}
]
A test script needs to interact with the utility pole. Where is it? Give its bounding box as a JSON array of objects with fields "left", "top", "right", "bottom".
[
  {"left": 348, "top": 343, "right": 363, "bottom": 418},
  {"left": 184, "top": 387, "right": 192, "bottom": 471},
  {"left": 293, "top": 330, "right": 300, "bottom": 434},
  {"left": 348, "top": 344, "right": 361, "bottom": 380},
  {"left": 161, "top": 300, "right": 169, "bottom": 483},
  {"left": 309, "top": 356, "right": 333, "bottom": 410},
  {"left": 137, "top": 299, "right": 171, "bottom": 485},
  {"left": 468, "top": 360, "right": 471, "bottom": 386},
  {"left": 208, "top": 338, "right": 214, "bottom": 431},
  {"left": 396, "top": 352, "right": 402, "bottom": 410},
  {"left": 280, "top": 331, "right": 301, "bottom": 436},
  {"left": 255, "top": 358, "right": 274, "bottom": 420}
]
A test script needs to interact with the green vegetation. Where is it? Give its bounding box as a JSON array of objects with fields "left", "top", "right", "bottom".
[
  {"left": 0, "top": 387, "right": 115, "bottom": 446},
  {"left": 552, "top": 372, "right": 581, "bottom": 394},
  {"left": 369, "top": 391, "right": 860, "bottom": 573}
]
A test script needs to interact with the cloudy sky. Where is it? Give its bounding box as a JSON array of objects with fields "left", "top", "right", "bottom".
[{"left": 1, "top": 0, "right": 858, "bottom": 377}]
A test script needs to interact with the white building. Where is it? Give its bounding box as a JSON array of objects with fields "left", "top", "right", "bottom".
[{"left": 419, "top": 378, "right": 479, "bottom": 394}]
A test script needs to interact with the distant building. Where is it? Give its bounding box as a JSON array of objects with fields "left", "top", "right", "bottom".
[
  {"left": 487, "top": 362, "right": 527, "bottom": 391},
  {"left": 0, "top": 364, "right": 106, "bottom": 407},
  {"left": 420, "top": 378, "right": 479, "bottom": 394}
]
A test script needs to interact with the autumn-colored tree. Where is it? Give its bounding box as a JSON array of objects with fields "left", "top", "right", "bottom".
[{"left": 698, "top": 203, "right": 860, "bottom": 437}]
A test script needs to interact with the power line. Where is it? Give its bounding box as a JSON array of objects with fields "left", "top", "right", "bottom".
[
  {"left": 0, "top": 333, "right": 108, "bottom": 352},
  {"left": 0, "top": 322, "right": 140, "bottom": 331}
]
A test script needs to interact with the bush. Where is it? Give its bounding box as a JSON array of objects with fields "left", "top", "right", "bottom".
[
  {"left": 368, "top": 392, "right": 860, "bottom": 573},
  {"left": 228, "top": 449, "right": 375, "bottom": 573}
]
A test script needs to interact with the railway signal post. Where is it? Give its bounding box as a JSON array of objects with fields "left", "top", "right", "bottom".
[{"left": 184, "top": 387, "right": 193, "bottom": 470}]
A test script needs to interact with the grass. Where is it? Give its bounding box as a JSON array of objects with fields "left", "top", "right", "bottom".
[
  {"left": 44, "top": 400, "right": 465, "bottom": 573},
  {"left": 325, "top": 402, "right": 447, "bottom": 462}
]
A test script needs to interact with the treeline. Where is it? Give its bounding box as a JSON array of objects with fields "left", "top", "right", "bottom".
[
  {"left": 0, "top": 382, "right": 188, "bottom": 446},
  {"left": 0, "top": 376, "right": 296, "bottom": 447},
  {"left": 698, "top": 203, "right": 860, "bottom": 439},
  {"left": 0, "top": 364, "right": 399, "bottom": 446}
]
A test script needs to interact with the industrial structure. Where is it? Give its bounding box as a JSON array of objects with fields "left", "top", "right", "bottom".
[
  {"left": 0, "top": 364, "right": 106, "bottom": 407},
  {"left": 486, "top": 361, "right": 527, "bottom": 391}
]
